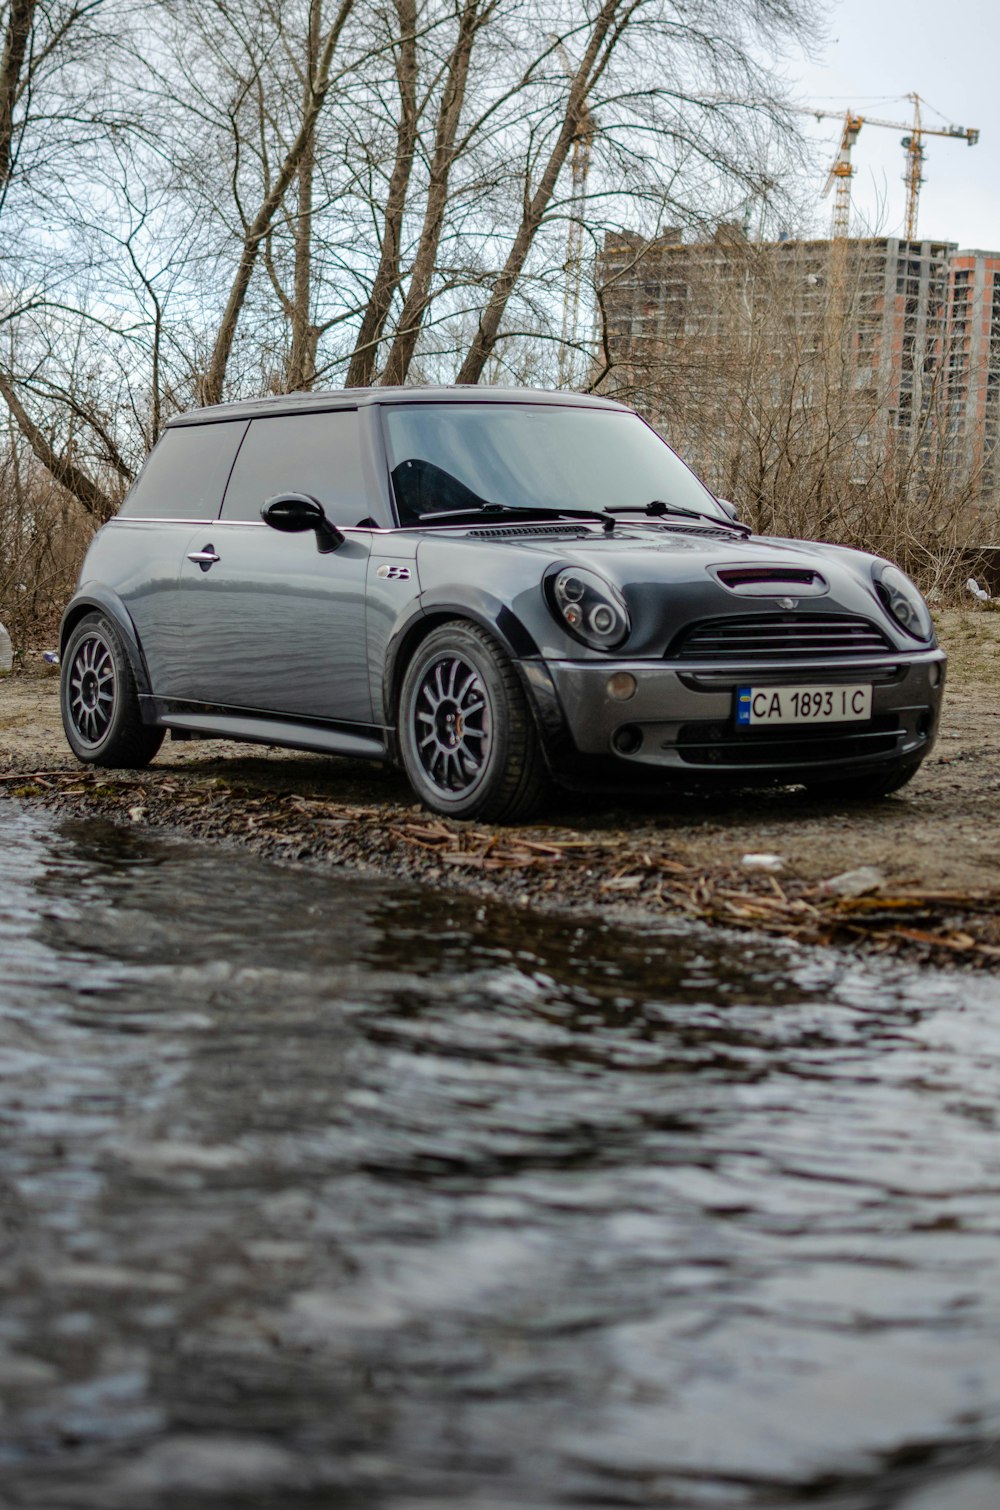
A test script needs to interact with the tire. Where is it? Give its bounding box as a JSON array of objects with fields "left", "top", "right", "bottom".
[
  {"left": 398, "top": 621, "right": 548, "bottom": 822},
  {"left": 61, "top": 613, "right": 164, "bottom": 768},
  {"left": 803, "top": 758, "right": 922, "bottom": 802}
]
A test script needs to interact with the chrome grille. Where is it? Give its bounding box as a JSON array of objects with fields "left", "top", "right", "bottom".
[{"left": 671, "top": 612, "right": 894, "bottom": 661}]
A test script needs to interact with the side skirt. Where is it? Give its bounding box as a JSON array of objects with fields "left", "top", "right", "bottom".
[{"left": 144, "top": 697, "right": 391, "bottom": 761}]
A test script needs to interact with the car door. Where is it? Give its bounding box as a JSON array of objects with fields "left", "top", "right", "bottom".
[
  {"left": 178, "top": 408, "right": 374, "bottom": 724},
  {"left": 111, "top": 418, "right": 249, "bottom": 699}
]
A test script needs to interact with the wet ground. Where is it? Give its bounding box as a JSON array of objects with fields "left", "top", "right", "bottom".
[
  {"left": 6, "top": 606, "right": 1000, "bottom": 965},
  {"left": 2, "top": 804, "right": 1000, "bottom": 1509}
]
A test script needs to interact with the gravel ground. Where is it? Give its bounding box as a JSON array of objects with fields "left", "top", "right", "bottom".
[{"left": 3, "top": 605, "right": 999, "bottom": 966}]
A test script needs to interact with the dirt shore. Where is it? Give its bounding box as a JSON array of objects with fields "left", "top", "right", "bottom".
[{"left": 3, "top": 605, "right": 1000, "bottom": 966}]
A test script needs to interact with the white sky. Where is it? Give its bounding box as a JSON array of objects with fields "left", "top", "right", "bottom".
[{"left": 782, "top": 0, "right": 1000, "bottom": 251}]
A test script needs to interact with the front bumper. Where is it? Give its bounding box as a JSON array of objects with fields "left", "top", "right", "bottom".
[{"left": 520, "top": 649, "right": 946, "bottom": 789}]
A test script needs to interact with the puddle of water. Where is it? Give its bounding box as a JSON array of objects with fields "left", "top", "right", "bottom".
[{"left": 2, "top": 803, "right": 1000, "bottom": 1508}]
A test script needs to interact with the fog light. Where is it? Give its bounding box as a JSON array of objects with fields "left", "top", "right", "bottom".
[
  {"left": 607, "top": 672, "right": 637, "bottom": 701},
  {"left": 613, "top": 724, "right": 643, "bottom": 755},
  {"left": 928, "top": 662, "right": 942, "bottom": 687}
]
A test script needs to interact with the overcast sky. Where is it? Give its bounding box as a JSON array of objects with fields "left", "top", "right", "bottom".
[{"left": 783, "top": 0, "right": 999, "bottom": 251}]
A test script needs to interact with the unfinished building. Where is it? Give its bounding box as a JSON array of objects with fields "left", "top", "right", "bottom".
[
  {"left": 945, "top": 249, "right": 1000, "bottom": 494},
  {"left": 597, "top": 230, "right": 957, "bottom": 493}
]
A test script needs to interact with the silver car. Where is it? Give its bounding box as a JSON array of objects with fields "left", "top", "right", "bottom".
[{"left": 60, "top": 387, "right": 945, "bottom": 821}]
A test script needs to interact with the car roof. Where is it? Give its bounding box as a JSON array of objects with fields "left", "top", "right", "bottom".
[{"left": 166, "top": 386, "right": 633, "bottom": 428}]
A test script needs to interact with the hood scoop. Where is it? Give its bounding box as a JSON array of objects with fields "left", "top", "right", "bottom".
[{"left": 713, "top": 564, "right": 828, "bottom": 598}]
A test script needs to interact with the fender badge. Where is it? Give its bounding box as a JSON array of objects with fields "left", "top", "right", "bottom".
[{"left": 376, "top": 564, "right": 411, "bottom": 581}]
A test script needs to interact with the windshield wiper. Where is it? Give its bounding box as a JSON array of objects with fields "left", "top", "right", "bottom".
[
  {"left": 416, "top": 502, "right": 616, "bottom": 531},
  {"left": 607, "top": 499, "right": 751, "bottom": 536}
]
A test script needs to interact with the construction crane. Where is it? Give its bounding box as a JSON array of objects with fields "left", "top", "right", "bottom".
[
  {"left": 557, "top": 97, "right": 595, "bottom": 387},
  {"left": 802, "top": 95, "right": 979, "bottom": 239},
  {"left": 550, "top": 35, "right": 597, "bottom": 386}
]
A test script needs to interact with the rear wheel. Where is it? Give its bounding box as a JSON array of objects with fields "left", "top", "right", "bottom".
[
  {"left": 398, "top": 622, "right": 548, "bottom": 822},
  {"left": 61, "top": 614, "right": 164, "bottom": 768},
  {"left": 803, "top": 758, "right": 922, "bottom": 801}
]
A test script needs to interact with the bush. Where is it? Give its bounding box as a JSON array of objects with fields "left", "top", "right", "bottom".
[{"left": 0, "top": 447, "right": 97, "bottom": 663}]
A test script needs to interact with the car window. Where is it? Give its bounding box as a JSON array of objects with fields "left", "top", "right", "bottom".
[
  {"left": 221, "top": 410, "right": 369, "bottom": 524},
  {"left": 383, "top": 403, "right": 724, "bottom": 524},
  {"left": 118, "top": 420, "right": 249, "bottom": 520}
]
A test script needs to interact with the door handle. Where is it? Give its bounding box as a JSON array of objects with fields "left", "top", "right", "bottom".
[{"left": 187, "top": 545, "right": 220, "bottom": 572}]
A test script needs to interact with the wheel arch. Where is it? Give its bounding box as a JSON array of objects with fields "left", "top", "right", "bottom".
[
  {"left": 383, "top": 594, "right": 539, "bottom": 733},
  {"left": 390, "top": 608, "right": 550, "bottom": 823},
  {"left": 60, "top": 589, "right": 152, "bottom": 697}
]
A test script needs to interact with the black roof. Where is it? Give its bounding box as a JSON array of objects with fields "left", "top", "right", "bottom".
[{"left": 167, "top": 385, "right": 631, "bottom": 427}]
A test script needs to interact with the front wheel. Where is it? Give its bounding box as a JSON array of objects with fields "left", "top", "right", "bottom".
[
  {"left": 398, "top": 622, "right": 548, "bottom": 822},
  {"left": 803, "top": 758, "right": 923, "bottom": 802},
  {"left": 61, "top": 614, "right": 164, "bottom": 768}
]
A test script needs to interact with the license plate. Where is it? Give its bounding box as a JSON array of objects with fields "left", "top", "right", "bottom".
[{"left": 736, "top": 684, "right": 872, "bottom": 727}]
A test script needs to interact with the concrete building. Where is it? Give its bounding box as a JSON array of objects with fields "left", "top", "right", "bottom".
[
  {"left": 945, "top": 249, "right": 1000, "bottom": 494},
  {"left": 598, "top": 231, "right": 989, "bottom": 497}
]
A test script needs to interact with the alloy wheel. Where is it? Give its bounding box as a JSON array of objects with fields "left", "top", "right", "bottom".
[
  {"left": 67, "top": 630, "right": 117, "bottom": 748},
  {"left": 411, "top": 652, "right": 491, "bottom": 796}
]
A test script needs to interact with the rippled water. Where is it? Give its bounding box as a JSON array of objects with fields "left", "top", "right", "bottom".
[{"left": 2, "top": 803, "right": 1000, "bottom": 1509}]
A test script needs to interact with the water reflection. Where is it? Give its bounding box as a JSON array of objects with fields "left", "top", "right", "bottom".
[{"left": 2, "top": 804, "right": 1000, "bottom": 1508}]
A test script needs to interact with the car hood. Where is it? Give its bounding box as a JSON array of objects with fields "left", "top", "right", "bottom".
[
  {"left": 481, "top": 522, "right": 845, "bottom": 572},
  {"left": 415, "top": 523, "right": 915, "bottom": 658}
]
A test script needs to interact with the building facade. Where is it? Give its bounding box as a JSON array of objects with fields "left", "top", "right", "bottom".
[
  {"left": 597, "top": 231, "right": 994, "bottom": 502},
  {"left": 946, "top": 249, "right": 1000, "bottom": 494}
]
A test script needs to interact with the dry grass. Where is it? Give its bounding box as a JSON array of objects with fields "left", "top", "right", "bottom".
[
  {"left": 934, "top": 603, "right": 1000, "bottom": 681},
  {"left": 0, "top": 450, "right": 97, "bottom": 661}
]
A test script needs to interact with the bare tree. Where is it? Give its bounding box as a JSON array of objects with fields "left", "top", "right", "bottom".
[
  {"left": 333, "top": 0, "right": 815, "bottom": 387},
  {"left": 378, "top": 0, "right": 496, "bottom": 384},
  {"left": 191, "top": 0, "right": 359, "bottom": 406},
  {"left": 0, "top": 422, "right": 93, "bottom": 654},
  {"left": 0, "top": 0, "right": 132, "bottom": 513},
  {"left": 345, "top": 0, "right": 419, "bottom": 387},
  {"left": 0, "top": 0, "right": 819, "bottom": 524},
  {"left": 0, "top": 0, "right": 110, "bottom": 208}
]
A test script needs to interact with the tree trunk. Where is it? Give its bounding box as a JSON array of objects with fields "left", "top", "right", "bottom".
[
  {"left": 200, "top": 0, "right": 356, "bottom": 408},
  {"left": 456, "top": 0, "right": 627, "bottom": 386},
  {"left": 0, "top": 0, "right": 36, "bottom": 191},
  {"left": 380, "top": 0, "right": 487, "bottom": 387},
  {"left": 345, "top": 0, "right": 418, "bottom": 388},
  {"left": 0, "top": 367, "right": 115, "bottom": 520},
  {"left": 286, "top": 0, "right": 322, "bottom": 391}
]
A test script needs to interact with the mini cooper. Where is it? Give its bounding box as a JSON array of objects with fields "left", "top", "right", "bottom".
[{"left": 60, "top": 387, "right": 945, "bottom": 821}]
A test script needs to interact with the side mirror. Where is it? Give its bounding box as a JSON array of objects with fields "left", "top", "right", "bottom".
[
  {"left": 262, "top": 493, "right": 345, "bottom": 554},
  {"left": 716, "top": 498, "right": 741, "bottom": 522}
]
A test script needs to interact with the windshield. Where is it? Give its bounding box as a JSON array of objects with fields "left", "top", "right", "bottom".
[{"left": 382, "top": 403, "right": 724, "bottom": 524}]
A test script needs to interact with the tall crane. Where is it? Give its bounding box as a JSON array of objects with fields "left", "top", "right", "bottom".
[
  {"left": 550, "top": 34, "right": 597, "bottom": 387},
  {"left": 557, "top": 98, "right": 595, "bottom": 387},
  {"left": 803, "top": 95, "right": 979, "bottom": 239}
]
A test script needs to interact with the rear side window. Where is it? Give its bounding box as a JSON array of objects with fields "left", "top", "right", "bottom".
[
  {"left": 221, "top": 411, "right": 369, "bottom": 523},
  {"left": 118, "top": 421, "right": 248, "bottom": 520}
]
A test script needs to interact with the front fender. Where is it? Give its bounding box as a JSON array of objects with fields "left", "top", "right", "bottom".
[{"left": 381, "top": 588, "right": 542, "bottom": 731}]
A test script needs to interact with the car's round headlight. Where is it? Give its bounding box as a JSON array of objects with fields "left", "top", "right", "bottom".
[
  {"left": 874, "top": 565, "right": 933, "bottom": 642},
  {"left": 547, "top": 567, "right": 630, "bottom": 650}
]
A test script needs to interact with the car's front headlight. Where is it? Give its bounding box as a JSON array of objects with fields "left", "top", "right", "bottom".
[
  {"left": 545, "top": 566, "right": 630, "bottom": 650},
  {"left": 874, "top": 564, "right": 934, "bottom": 642}
]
